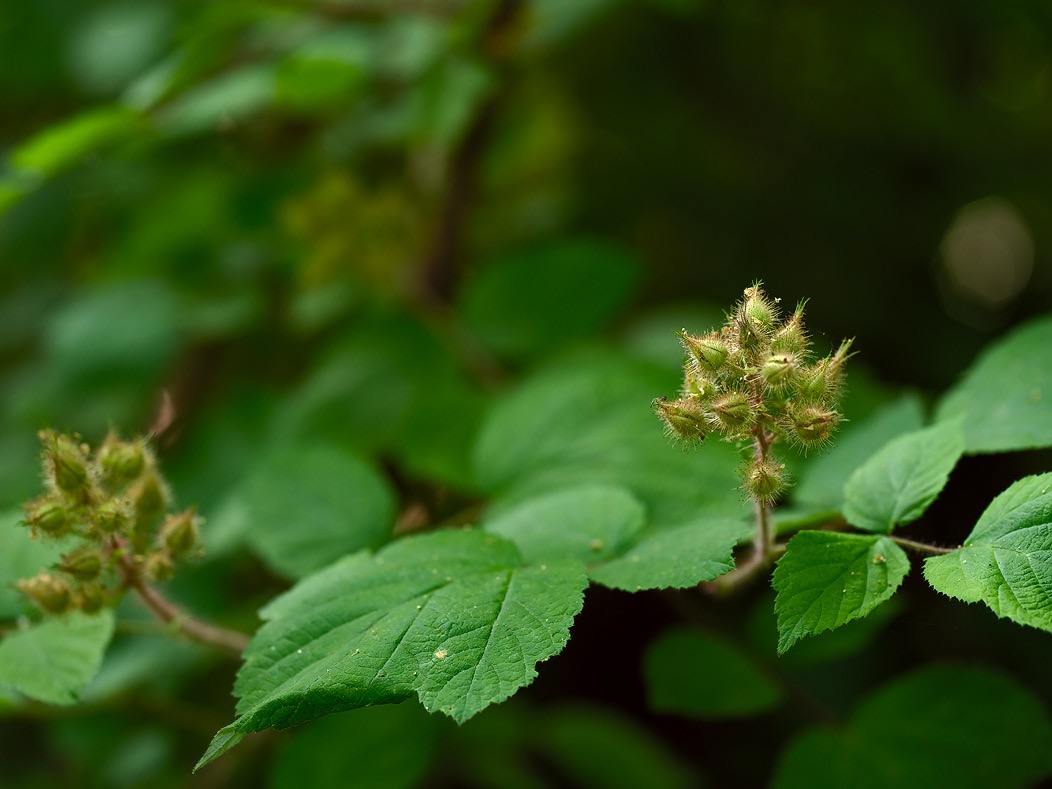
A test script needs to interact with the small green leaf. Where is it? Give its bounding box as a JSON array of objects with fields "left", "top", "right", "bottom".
[
  {"left": 460, "top": 239, "right": 640, "bottom": 359},
  {"left": 589, "top": 517, "right": 751, "bottom": 591},
  {"left": 794, "top": 395, "right": 925, "bottom": 510},
  {"left": 842, "top": 422, "right": 964, "bottom": 533},
  {"left": 924, "top": 473, "right": 1052, "bottom": 632},
  {"left": 772, "top": 531, "right": 909, "bottom": 653},
  {"left": 0, "top": 611, "right": 115, "bottom": 705},
  {"left": 10, "top": 106, "right": 141, "bottom": 177},
  {"left": 236, "top": 444, "right": 396, "bottom": 579},
  {"left": 936, "top": 314, "right": 1052, "bottom": 453},
  {"left": 269, "top": 703, "right": 441, "bottom": 789},
  {"left": 483, "top": 484, "right": 646, "bottom": 564},
  {"left": 198, "top": 529, "right": 587, "bottom": 770},
  {"left": 772, "top": 665, "right": 1052, "bottom": 789},
  {"left": 644, "top": 628, "right": 782, "bottom": 718}
]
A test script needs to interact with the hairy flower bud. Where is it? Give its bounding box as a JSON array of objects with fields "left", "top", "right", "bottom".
[
  {"left": 93, "top": 500, "right": 129, "bottom": 534},
  {"left": 17, "top": 572, "right": 72, "bottom": 615},
  {"left": 159, "top": 509, "right": 200, "bottom": 557},
  {"left": 41, "top": 431, "right": 92, "bottom": 499},
  {"left": 132, "top": 473, "right": 170, "bottom": 527},
  {"left": 76, "top": 583, "right": 107, "bottom": 614},
  {"left": 653, "top": 397, "right": 707, "bottom": 443},
  {"left": 709, "top": 390, "right": 755, "bottom": 433},
  {"left": 24, "top": 497, "right": 70, "bottom": 537},
  {"left": 679, "top": 331, "right": 729, "bottom": 373},
  {"left": 58, "top": 547, "right": 104, "bottom": 581},
  {"left": 98, "top": 434, "right": 147, "bottom": 488},
  {"left": 761, "top": 353, "right": 799, "bottom": 391},
  {"left": 145, "top": 551, "right": 175, "bottom": 582},
  {"left": 743, "top": 458, "right": 786, "bottom": 504},
  {"left": 771, "top": 303, "right": 808, "bottom": 355},
  {"left": 786, "top": 403, "right": 840, "bottom": 449}
]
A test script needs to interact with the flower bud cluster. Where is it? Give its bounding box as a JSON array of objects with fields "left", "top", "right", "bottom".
[
  {"left": 16, "top": 430, "right": 201, "bottom": 617},
  {"left": 654, "top": 283, "right": 852, "bottom": 504}
]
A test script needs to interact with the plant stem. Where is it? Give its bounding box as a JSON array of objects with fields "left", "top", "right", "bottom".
[
  {"left": 890, "top": 536, "right": 958, "bottom": 555},
  {"left": 110, "top": 539, "right": 249, "bottom": 655}
]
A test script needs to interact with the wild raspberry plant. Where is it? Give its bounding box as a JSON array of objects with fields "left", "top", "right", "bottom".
[{"left": 654, "top": 283, "right": 852, "bottom": 585}]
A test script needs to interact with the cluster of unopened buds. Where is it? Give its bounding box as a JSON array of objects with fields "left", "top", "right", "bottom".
[
  {"left": 17, "top": 430, "right": 200, "bottom": 616},
  {"left": 654, "top": 282, "right": 852, "bottom": 504}
]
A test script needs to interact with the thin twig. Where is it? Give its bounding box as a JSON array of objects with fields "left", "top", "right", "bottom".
[{"left": 890, "top": 536, "right": 958, "bottom": 556}]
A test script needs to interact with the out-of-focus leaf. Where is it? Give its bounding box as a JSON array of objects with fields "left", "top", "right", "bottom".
[
  {"left": 230, "top": 444, "right": 396, "bottom": 580},
  {"left": 9, "top": 107, "right": 142, "bottom": 177},
  {"left": 772, "top": 665, "right": 1052, "bottom": 789},
  {"left": 460, "top": 239, "right": 640, "bottom": 359},
  {"left": 936, "top": 314, "right": 1052, "bottom": 453},
  {"left": 644, "top": 628, "right": 782, "bottom": 718},
  {"left": 269, "top": 703, "right": 442, "bottom": 789},
  {"left": 156, "top": 64, "right": 275, "bottom": 136},
  {"left": 0, "top": 611, "right": 115, "bottom": 705},
  {"left": 474, "top": 349, "right": 747, "bottom": 529}
]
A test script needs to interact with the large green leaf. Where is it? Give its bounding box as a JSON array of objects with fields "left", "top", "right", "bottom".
[
  {"left": 842, "top": 422, "right": 964, "bottom": 533},
  {"left": 936, "top": 314, "right": 1052, "bottom": 453},
  {"left": 643, "top": 627, "right": 782, "bottom": 718},
  {"left": 233, "top": 444, "right": 396, "bottom": 580},
  {"left": 482, "top": 484, "right": 646, "bottom": 565},
  {"left": 197, "top": 529, "right": 587, "bottom": 770},
  {"left": 459, "top": 240, "right": 639, "bottom": 359},
  {"left": 473, "top": 350, "right": 747, "bottom": 529},
  {"left": 772, "top": 665, "right": 1052, "bottom": 789},
  {"left": 589, "top": 516, "right": 751, "bottom": 591},
  {"left": 924, "top": 473, "right": 1052, "bottom": 632},
  {"left": 772, "top": 531, "right": 909, "bottom": 653},
  {"left": 0, "top": 611, "right": 115, "bottom": 705}
]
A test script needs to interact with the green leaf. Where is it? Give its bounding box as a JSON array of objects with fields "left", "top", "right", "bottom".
[
  {"left": 474, "top": 350, "right": 747, "bottom": 529},
  {"left": 794, "top": 395, "right": 925, "bottom": 510},
  {"left": 198, "top": 529, "right": 587, "bottom": 770},
  {"left": 9, "top": 106, "right": 142, "bottom": 177},
  {"left": 772, "top": 531, "right": 909, "bottom": 653},
  {"left": 269, "top": 703, "right": 441, "bottom": 789},
  {"left": 0, "top": 611, "right": 115, "bottom": 705},
  {"left": 842, "top": 422, "right": 964, "bottom": 533},
  {"left": 482, "top": 484, "right": 646, "bottom": 564},
  {"left": 772, "top": 665, "right": 1052, "bottom": 789},
  {"left": 533, "top": 704, "right": 697, "bottom": 789},
  {"left": 936, "top": 314, "right": 1052, "bottom": 453},
  {"left": 923, "top": 473, "right": 1052, "bottom": 632},
  {"left": 460, "top": 240, "right": 640, "bottom": 359},
  {"left": 0, "top": 509, "right": 74, "bottom": 619},
  {"left": 589, "top": 517, "right": 751, "bottom": 591},
  {"left": 236, "top": 444, "right": 396, "bottom": 580},
  {"left": 643, "top": 628, "right": 782, "bottom": 718}
]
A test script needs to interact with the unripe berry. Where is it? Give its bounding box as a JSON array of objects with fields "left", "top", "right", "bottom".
[
  {"left": 24, "top": 497, "right": 70, "bottom": 537},
  {"left": 709, "top": 390, "right": 755, "bottom": 433},
  {"left": 653, "top": 397, "right": 707, "bottom": 443},
  {"left": 786, "top": 403, "right": 840, "bottom": 448},
  {"left": 132, "top": 473, "right": 170, "bottom": 526},
  {"left": 761, "top": 353, "right": 799, "bottom": 391},
  {"left": 771, "top": 303, "right": 808, "bottom": 355},
  {"left": 98, "top": 434, "right": 147, "bottom": 487},
  {"left": 41, "top": 431, "right": 92, "bottom": 499},
  {"left": 17, "top": 573, "right": 72, "bottom": 615},
  {"left": 743, "top": 458, "right": 786, "bottom": 504},
  {"left": 94, "top": 500, "right": 129, "bottom": 534},
  {"left": 58, "top": 547, "right": 105, "bottom": 581},
  {"left": 159, "top": 509, "right": 200, "bottom": 557},
  {"left": 145, "top": 551, "right": 175, "bottom": 582},
  {"left": 76, "top": 583, "right": 108, "bottom": 614},
  {"left": 679, "top": 331, "right": 729, "bottom": 373}
]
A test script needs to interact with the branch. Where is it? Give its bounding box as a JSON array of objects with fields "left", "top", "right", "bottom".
[{"left": 111, "top": 542, "right": 249, "bottom": 655}]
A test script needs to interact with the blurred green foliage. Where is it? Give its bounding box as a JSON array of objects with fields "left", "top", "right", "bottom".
[{"left": 2, "top": 0, "right": 1052, "bottom": 786}]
